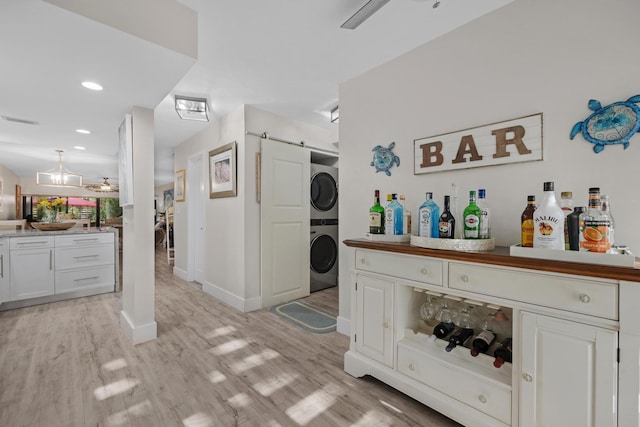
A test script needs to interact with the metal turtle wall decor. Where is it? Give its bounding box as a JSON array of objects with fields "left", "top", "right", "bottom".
[
  {"left": 570, "top": 94, "right": 640, "bottom": 153},
  {"left": 371, "top": 142, "right": 400, "bottom": 176}
]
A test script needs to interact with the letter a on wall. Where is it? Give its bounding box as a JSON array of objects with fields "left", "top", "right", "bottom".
[{"left": 414, "top": 113, "right": 543, "bottom": 175}]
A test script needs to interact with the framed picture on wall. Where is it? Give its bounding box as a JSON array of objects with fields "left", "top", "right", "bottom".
[
  {"left": 175, "top": 169, "right": 185, "bottom": 202},
  {"left": 209, "top": 141, "right": 237, "bottom": 199},
  {"left": 118, "top": 113, "right": 134, "bottom": 206}
]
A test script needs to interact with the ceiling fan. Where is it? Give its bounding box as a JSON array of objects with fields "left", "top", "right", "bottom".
[
  {"left": 340, "top": 0, "right": 391, "bottom": 29},
  {"left": 85, "top": 177, "right": 119, "bottom": 193}
]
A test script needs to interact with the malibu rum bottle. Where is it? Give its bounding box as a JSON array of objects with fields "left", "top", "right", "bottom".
[
  {"left": 533, "top": 181, "right": 565, "bottom": 250},
  {"left": 369, "top": 190, "right": 384, "bottom": 234}
]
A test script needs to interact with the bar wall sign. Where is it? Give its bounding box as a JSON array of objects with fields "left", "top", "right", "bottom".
[{"left": 414, "top": 113, "right": 543, "bottom": 175}]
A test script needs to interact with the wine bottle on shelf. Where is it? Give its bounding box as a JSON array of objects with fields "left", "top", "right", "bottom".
[
  {"left": 493, "top": 337, "right": 513, "bottom": 368},
  {"left": 445, "top": 327, "right": 474, "bottom": 352},
  {"left": 433, "top": 321, "right": 455, "bottom": 339},
  {"left": 369, "top": 190, "right": 385, "bottom": 234},
  {"left": 470, "top": 312, "right": 496, "bottom": 357},
  {"left": 438, "top": 195, "right": 455, "bottom": 239}
]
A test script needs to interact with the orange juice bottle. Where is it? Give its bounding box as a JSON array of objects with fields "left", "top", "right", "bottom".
[{"left": 578, "top": 187, "right": 611, "bottom": 253}]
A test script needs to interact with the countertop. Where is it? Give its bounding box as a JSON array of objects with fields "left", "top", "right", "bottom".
[
  {"left": 0, "top": 227, "right": 118, "bottom": 238},
  {"left": 344, "top": 239, "right": 640, "bottom": 283}
]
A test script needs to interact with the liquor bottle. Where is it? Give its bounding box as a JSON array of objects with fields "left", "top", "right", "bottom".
[
  {"left": 385, "top": 194, "right": 404, "bottom": 236},
  {"left": 560, "top": 191, "right": 574, "bottom": 250},
  {"left": 470, "top": 313, "right": 496, "bottom": 357},
  {"left": 493, "top": 338, "right": 513, "bottom": 368},
  {"left": 463, "top": 190, "right": 481, "bottom": 239},
  {"left": 384, "top": 194, "right": 393, "bottom": 235},
  {"left": 418, "top": 192, "right": 440, "bottom": 238},
  {"left": 477, "top": 189, "right": 491, "bottom": 239},
  {"left": 369, "top": 190, "right": 384, "bottom": 234},
  {"left": 568, "top": 207, "right": 585, "bottom": 251},
  {"left": 533, "top": 182, "right": 565, "bottom": 250},
  {"left": 521, "top": 196, "right": 536, "bottom": 247},
  {"left": 399, "top": 195, "right": 412, "bottom": 235},
  {"left": 438, "top": 195, "right": 455, "bottom": 239},
  {"left": 445, "top": 327, "right": 474, "bottom": 352},
  {"left": 601, "top": 194, "right": 615, "bottom": 246},
  {"left": 579, "top": 187, "right": 611, "bottom": 253}
]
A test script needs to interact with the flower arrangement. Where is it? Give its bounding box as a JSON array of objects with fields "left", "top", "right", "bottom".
[{"left": 37, "top": 197, "right": 66, "bottom": 210}]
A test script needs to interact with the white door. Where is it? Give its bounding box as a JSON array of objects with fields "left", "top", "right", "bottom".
[
  {"left": 520, "top": 312, "right": 618, "bottom": 427},
  {"left": 356, "top": 274, "right": 394, "bottom": 367},
  {"left": 188, "top": 154, "right": 205, "bottom": 283},
  {"left": 260, "top": 139, "right": 310, "bottom": 307}
]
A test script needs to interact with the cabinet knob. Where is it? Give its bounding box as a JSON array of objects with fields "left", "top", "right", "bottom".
[
  {"left": 360, "top": 258, "right": 367, "bottom": 265},
  {"left": 579, "top": 293, "right": 591, "bottom": 303},
  {"left": 478, "top": 394, "right": 487, "bottom": 404},
  {"left": 383, "top": 322, "right": 389, "bottom": 329},
  {"left": 421, "top": 268, "right": 428, "bottom": 275},
  {"left": 461, "top": 274, "right": 469, "bottom": 283},
  {"left": 522, "top": 372, "right": 534, "bottom": 382},
  {"left": 409, "top": 363, "right": 415, "bottom": 371}
]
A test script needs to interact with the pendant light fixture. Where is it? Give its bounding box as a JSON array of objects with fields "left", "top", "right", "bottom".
[
  {"left": 85, "top": 177, "right": 119, "bottom": 193},
  {"left": 36, "top": 150, "right": 83, "bottom": 187}
]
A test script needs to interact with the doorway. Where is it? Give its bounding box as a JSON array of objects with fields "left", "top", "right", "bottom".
[{"left": 187, "top": 154, "right": 205, "bottom": 283}]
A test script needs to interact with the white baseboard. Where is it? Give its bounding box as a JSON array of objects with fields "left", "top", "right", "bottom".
[
  {"left": 337, "top": 316, "right": 350, "bottom": 336},
  {"left": 120, "top": 310, "right": 157, "bottom": 345},
  {"left": 202, "top": 281, "right": 261, "bottom": 313},
  {"left": 173, "top": 266, "right": 189, "bottom": 281}
]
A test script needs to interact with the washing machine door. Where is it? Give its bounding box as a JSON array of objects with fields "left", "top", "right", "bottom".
[
  {"left": 310, "top": 233, "right": 337, "bottom": 274},
  {"left": 310, "top": 172, "right": 337, "bottom": 212}
]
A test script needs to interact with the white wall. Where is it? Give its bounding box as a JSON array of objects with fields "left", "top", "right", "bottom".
[
  {"left": 173, "top": 104, "right": 337, "bottom": 311},
  {"left": 338, "top": 0, "right": 640, "bottom": 328},
  {"left": 0, "top": 165, "right": 20, "bottom": 220}
]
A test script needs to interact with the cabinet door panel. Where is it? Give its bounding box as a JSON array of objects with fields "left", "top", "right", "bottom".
[
  {"left": 10, "top": 248, "right": 55, "bottom": 300},
  {"left": 356, "top": 275, "right": 394, "bottom": 367},
  {"left": 520, "top": 312, "right": 617, "bottom": 427}
]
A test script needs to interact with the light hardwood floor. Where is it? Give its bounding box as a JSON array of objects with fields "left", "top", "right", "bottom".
[{"left": 0, "top": 248, "right": 462, "bottom": 427}]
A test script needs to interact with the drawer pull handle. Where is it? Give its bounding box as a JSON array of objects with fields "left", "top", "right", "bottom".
[
  {"left": 461, "top": 274, "right": 469, "bottom": 283},
  {"left": 383, "top": 322, "right": 389, "bottom": 329},
  {"left": 0, "top": 254, "right": 3, "bottom": 278},
  {"left": 420, "top": 268, "right": 428, "bottom": 275},
  {"left": 73, "top": 255, "right": 100, "bottom": 259},
  {"left": 74, "top": 276, "right": 99, "bottom": 282},
  {"left": 478, "top": 395, "right": 487, "bottom": 404},
  {"left": 360, "top": 258, "right": 367, "bottom": 265},
  {"left": 18, "top": 241, "right": 48, "bottom": 245},
  {"left": 523, "top": 372, "right": 533, "bottom": 382},
  {"left": 73, "top": 238, "right": 100, "bottom": 243},
  {"left": 579, "top": 293, "right": 591, "bottom": 303},
  {"left": 409, "top": 363, "right": 415, "bottom": 371}
]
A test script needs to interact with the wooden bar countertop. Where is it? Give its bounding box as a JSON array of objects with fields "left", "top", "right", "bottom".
[{"left": 343, "top": 239, "right": 640, "bottom": 283}]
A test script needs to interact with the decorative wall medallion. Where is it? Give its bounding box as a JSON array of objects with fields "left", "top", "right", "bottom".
[
  {"left": 570, "top": 95, "right": 640, "bottom": 153},
  {"left": 371, "top": 142, "right": 400, "bottom": 176}
]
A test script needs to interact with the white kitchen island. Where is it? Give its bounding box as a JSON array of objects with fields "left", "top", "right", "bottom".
[{"left": 0, "top": 227, "right": 118, "bottom": 310}]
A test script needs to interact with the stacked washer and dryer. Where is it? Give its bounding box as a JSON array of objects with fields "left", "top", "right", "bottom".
[{"left": 310, "top": 163, "right": 338, "bottom": 292}]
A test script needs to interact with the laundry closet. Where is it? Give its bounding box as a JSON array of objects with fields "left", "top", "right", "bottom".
[{"left": 310, "top": 151, "right": 339, "bottom": 292}]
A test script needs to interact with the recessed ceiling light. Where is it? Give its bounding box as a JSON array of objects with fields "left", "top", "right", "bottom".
[
  {"left": 76, "top": 129, "right": 91, "bottom": 134},
  {"left": 74, "top": 146, "right": 86, "bottom": 150},
  {"left": 82, "top": 81, "right": 103, "bottom": 91}
]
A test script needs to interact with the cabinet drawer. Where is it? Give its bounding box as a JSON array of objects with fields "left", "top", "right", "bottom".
[
  {"left": 398, "top": 342, "right": 511, "bottom": 425},
  {"left": 449, "top": 263, "right": 618, "bottom": 320},
  {"left": 55, "top": 245, "right": 114, "bottom": 270},
  {"left": 10, "top": 236, "right": 54, "bottom": 250},
  {"left": 55, "top": 266, "right": 115, "bottom": 294},
  {"left": 355, "top": 249, "right": 443, "bottom": 286},
  {"left": 55, "top": 233, "right": 114, "bottom": 247}
]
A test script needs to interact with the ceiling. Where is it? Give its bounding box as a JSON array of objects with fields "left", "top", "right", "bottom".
[{"left": 0, "top": 0, "right": 512, "bottom": 189}]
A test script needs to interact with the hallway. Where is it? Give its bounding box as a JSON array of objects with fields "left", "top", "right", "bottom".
[{"left": 0, "top": 248, "right": 461, "bottom": 426}]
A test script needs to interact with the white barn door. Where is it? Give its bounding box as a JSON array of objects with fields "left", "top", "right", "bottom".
[{"left": 260, "top": 139, "right": 310, "bottom": 307}]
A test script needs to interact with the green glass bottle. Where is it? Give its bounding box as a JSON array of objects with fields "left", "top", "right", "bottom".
[
  {"left": 369, "top": 190, "right": 385, "bottom": 234},
  {"left": 463, "top": 190, "right": 481, "bottom": 239}
]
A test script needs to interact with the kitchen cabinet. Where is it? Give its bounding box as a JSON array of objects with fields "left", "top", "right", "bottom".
[
  {"left": 519, "top": 312, "right": 617, "bottom": 427},
  {"left": 9, "top": 236, "right": 55, "bottom": 301},
  {"left": 355, "top": 274, "right": 394, "bottom": 367},
  {"left": 343, "top": 240, "right": 638, "bottom": 427},
  {"left": 0, "top": 231, "right": 117, "bottom": 310}
]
